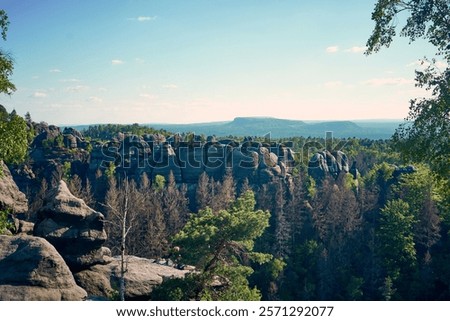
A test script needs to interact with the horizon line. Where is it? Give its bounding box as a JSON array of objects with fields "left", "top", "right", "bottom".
[{"left": 55, "top": 117, "right": 406, "bottom": 127}]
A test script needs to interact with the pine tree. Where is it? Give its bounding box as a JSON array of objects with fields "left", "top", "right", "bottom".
[
  {"left": 152, "top": 191, "right": 271, "bottom": 301},
  {"left": 376, "top": 199, "right": 416, "bottom": 300}
]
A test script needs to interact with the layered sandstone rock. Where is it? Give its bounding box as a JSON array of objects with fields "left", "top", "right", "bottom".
[
  {"left": 74, "top": 255, "right": 188, "bottom": 300},
  {"left": 33, "top": 180, "right": 109, "bottom": 270},
  {"left": 0, "top": 161, "right": 28, "bottom": 214},
  {"left": 0, "top": 235, "right": 87, "bottom": 301}
]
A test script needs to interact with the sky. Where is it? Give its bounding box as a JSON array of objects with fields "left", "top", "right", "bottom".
[{"left": 0, "top": 0, "right": 444, "bottom": 125}]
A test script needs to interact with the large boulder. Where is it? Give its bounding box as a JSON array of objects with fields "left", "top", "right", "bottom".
[
  {"left": 63, "top": 134, "right": 78, "bottom": 149},
  {"left": 0, "top": 161, "right": 28, "bottom": 214},
  {"left": 0, "top": 235, "right": 87, "bottom": 300},
  {"left": 74, "top": 256, "right": 188, "bottom": 300},
  {"left": 258, "top": 147, "right": 278, "bottom": 169},
  {"left": 62, "top": 127, "right": 84, "bottom": 141},
  {"left": 33, "top": 180, "right": 109, "bottom": 270},
  {"left": 31, "top": 124, "right": 61, "bottom": 148}
]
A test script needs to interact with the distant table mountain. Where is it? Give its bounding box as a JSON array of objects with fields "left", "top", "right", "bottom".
[{"left": 68, "top": 117, "right": 403, "bottom": 139}]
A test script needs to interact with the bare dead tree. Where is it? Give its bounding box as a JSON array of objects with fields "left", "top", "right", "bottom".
[{"left": 103, "top": 175, "right": 143, "bottom": 301}]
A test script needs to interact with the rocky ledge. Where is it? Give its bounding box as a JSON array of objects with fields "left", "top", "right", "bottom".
[
  {"left": 0, "top": 235, "right": 87, "bottom": 301},
  {"left": 75, "top": 255, "right": 189, "bottom": 300}
]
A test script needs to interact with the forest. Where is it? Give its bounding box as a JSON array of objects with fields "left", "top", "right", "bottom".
[{"left": 0, "top": 1, "right": 449, "bottom": 301}]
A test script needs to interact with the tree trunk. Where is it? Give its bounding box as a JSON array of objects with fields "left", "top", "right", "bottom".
[{"left": 120, "top": 178, "right": 129, "bottom": 301}]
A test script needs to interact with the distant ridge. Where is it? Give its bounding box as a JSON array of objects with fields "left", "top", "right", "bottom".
[
  {"left": 68, "top": 117, "right": 402, "bottom": 139},
  {"left": 145, "top": 117, "right": 400, "bottom": 139}
]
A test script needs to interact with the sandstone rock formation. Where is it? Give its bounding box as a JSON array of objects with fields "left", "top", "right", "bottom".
[
  {"left": 13, "top": 218, "right": 34, "bottom": 235},
  {"left": 308, "top": 150, "right": 350, "bottom": 181},
  {"left": 31, "top": 124, "right": 61, "bottom": 148},
  {"left": 88, "top": 134, "right": 295, "bottom": 186},
  {"left": 33, "top": 180, "right": 109, "bottom": 270},
  {"left": 74, "top": 255, "right": 189, "bottom": 300},
  {"left": 0, "top": 161, "right": 28, "bottom": 214},
  {"left": 0, "top": 235, "right": 87, "bottom": 300}
]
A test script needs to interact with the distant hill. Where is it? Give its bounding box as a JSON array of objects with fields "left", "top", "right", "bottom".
[
  {"left": 146, "top": 117, "right": 402, "bottom": 139},
  {"left": 67, "top": 117, "right": 403, "bottom": 139}
]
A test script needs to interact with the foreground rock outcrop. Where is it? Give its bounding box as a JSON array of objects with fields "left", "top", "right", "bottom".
[
  {"left": 33, "top": 180, "right": 109, "bottom": 270},
  {"left": 74, "top": 256, "right": 189, "bottom": 300},
  {"left": 0, "top": 235, "right": 87, "bottom": 300},
  {"left": 0, "top": 161, "right": 28, "bottom": 214}
]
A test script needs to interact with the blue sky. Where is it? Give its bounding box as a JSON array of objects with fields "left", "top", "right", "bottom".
[{"left": 0, "top": 0, "right": 443, "bottom": 125}]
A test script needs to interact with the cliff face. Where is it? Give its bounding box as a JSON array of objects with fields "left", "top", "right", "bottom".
[
  {"left": 0, "top": 161, "right": 28, "bottom": 214},
  {"left": 90, "top": 135, "right": 297, "bottom": 185},
  {"left": 12, "top": 126, "right": 353, "bottom": 203}
]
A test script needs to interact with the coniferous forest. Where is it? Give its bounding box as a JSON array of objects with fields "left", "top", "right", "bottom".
[{"left": 0, "top": 1, "right": 449, "bottom": 302}]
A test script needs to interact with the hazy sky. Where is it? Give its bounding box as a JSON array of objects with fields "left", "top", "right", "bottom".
[{"left": 0, "top": 0, "right": 443, "bottom": 125}]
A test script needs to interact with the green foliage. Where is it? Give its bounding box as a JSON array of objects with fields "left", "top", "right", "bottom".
[
  {"left": 151, "top": 273, "right": 208, "bottom": 301},
  {"left": 0, "top": 209, "right": 14, "bottom": 234},
  {"left": 174, "top": 190, "right": 271, "bottom": 268},
  {"left": 107, "top": 283, "right": 120, "bottom": 301},
  {"left": 306, "top": 175, "right": 317, "bottom": 198},
  {"left": 376, "top": 199, "right": 416, "bottom": 298},
  {"left": 381, "top": 276, "right": 396, "bottom": 301},
  {"left": 363, "top": 162, "right": 395, "bottom": 185},
  {"left": 378, "top": 199, "right": 416, "bottom": 272},
  {"left": 55, "top": 134, "right": 64, "bottom": 148},
  {"left": 362, "top": 162, "right": 396, "bottom": 200},
  {"left": 154, "top": 190, "right": 271, "bottom": 301},
  {"left": 343, "top": 172, "right": 358, "bottom": 191},
  {"left": 0, "top": 109, "right": 28, "bottom": 169},
  {"left": 85, "top": 142, "right": 93, "bottom": 153},
  {"left": 62, "top": 161, "right": 71, "bottom": 182},
  {"left": 41, "top": 139, "right": 52, "bottom": 150},
  {"left": 105, "top": 162, "right": 116, "bottom": 178},
  {"left": 266, "top": 257, "right": 286, "bottom": 280},
  {"left": 392, "top": 67, "right": 449, "bottom": 178},
  {"left": 345, "top": 276, "right": 364, "bottom": 300},
  {"left": 366, "top": 0, "right": 449, "bottom": 58},
  {"left": 282, "top": 240, "right": 320, "bottom": 300},
  {"left": 200, "top": 264, "right": 262, "bottom": 301},
  {"left": 0, "top": 10, "right": 15, "bottom": 95},
  {"left": 393, "top": 165, "right": 443, "bottom": 262},
  {"left": 366, "top": 0, "right": 450, "bottom": 180},
  {"left": 82, "top": 123, "right": 172, "bottom": 141},
  {"left": 394, "top": 164, "right": 442, "bottom": 209},
  {"left": 153, "top": 174, "right": 166, "bottom": 191}
]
